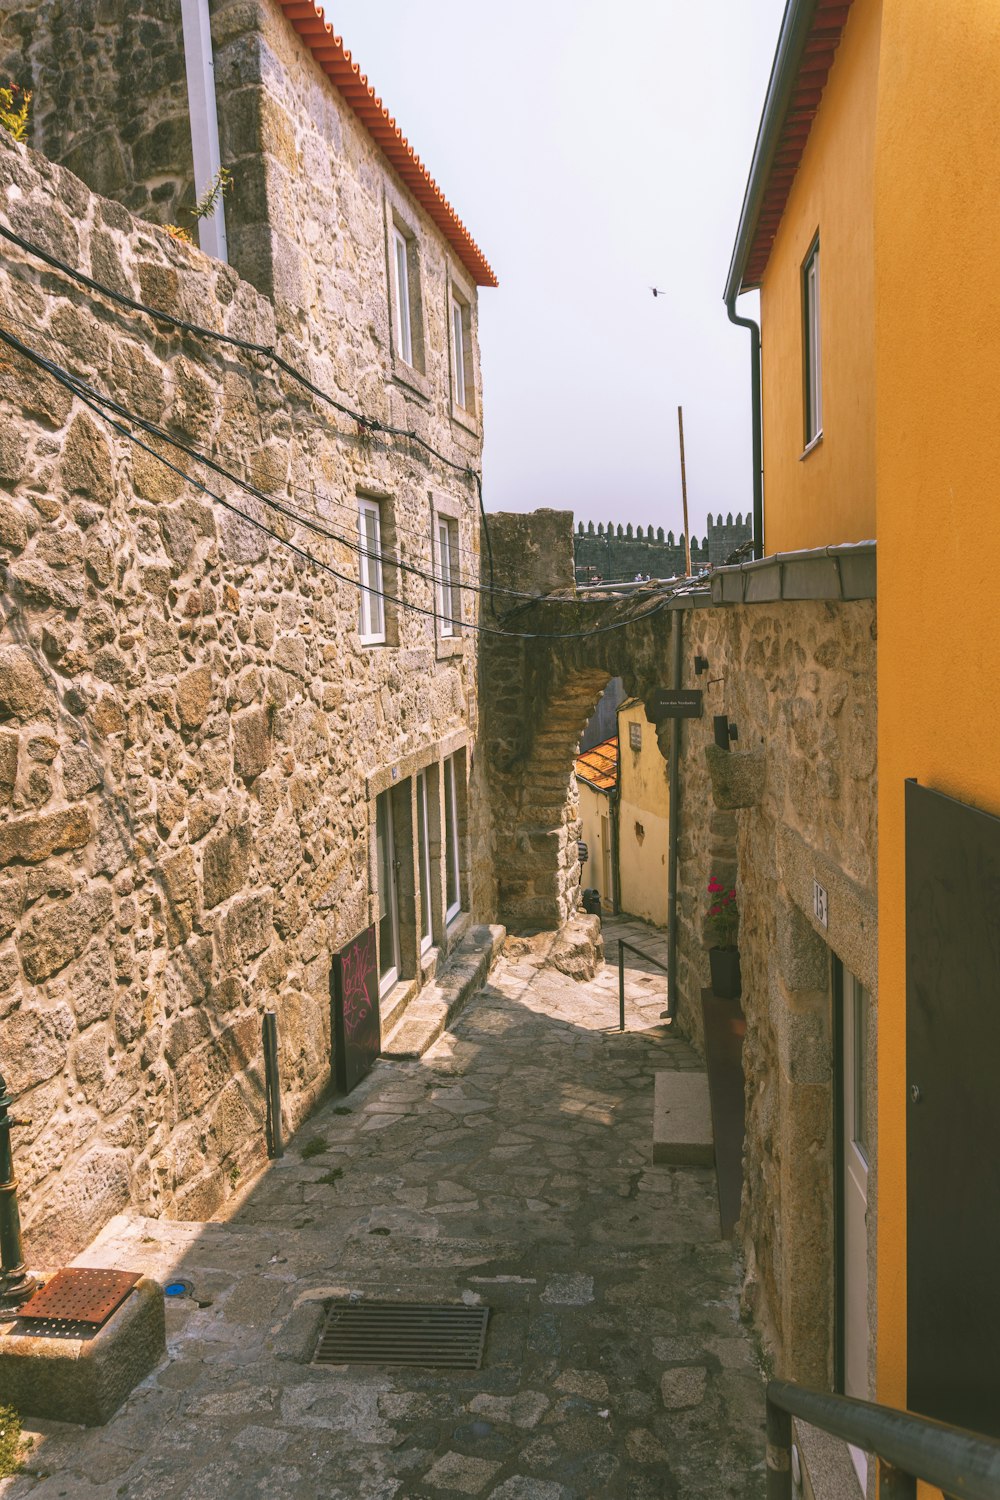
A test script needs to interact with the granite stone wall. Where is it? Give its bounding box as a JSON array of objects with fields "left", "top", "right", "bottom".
[
  {"left": 484, "top": 513, "right": 877, "bottom": 1384},
  {"left": 0, "top": 0, "right": 197, "bottom": 228},
  {"left": 0, "top": 108, "right": 483, "bottom": 1262}
]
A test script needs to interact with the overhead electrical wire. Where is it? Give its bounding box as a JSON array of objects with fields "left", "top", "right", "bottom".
[
  {"left": 4, "top": 298, "right": 542, "bottom": 609},
  {"left": 0, "top": 308, "right": 571, "bottom": 611},
  {"left": 0, "top": 217, "right": 499, "bottom": 600},
  {"left": 0, "top": 324, "right": 696, "bottom": 643}
]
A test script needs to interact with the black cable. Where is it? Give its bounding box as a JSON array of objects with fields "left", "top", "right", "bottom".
[
  {"left": 0, "top": 217, "right": 500, "bottom": 600},
  {"left": 0, "top": 317, "right": 550, "bottom": 612},
  {"left": 0, "top": 301, "right": 554, "bottom": 607},
  {"left": 0, "top": 325, "right": 691, "bottom": 642}
]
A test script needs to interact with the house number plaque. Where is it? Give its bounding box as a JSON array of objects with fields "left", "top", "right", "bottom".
[{"left": 813, "top": 879, "right": 829, "bottom": 929}]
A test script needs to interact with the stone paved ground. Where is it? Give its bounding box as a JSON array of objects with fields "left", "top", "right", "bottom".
[{"left": 3, "top": 918, "right": 766, "bottom": 1499}]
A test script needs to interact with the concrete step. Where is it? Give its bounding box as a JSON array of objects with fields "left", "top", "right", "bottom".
[
  {"left": 652, "top": 1070, "right": 715, "bottom": 1166},
  {"left": 380, "top": 923, "right": 506, "bottom": 1060}
]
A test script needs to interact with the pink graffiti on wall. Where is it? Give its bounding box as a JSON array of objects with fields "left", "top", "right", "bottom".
[{"left": 340, "top": 925, "right": 375, "bottom": 1041}]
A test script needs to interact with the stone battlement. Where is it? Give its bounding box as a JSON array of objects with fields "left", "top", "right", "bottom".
[{"left": 574, "top": 512, "right": 753, "bottom": 581}]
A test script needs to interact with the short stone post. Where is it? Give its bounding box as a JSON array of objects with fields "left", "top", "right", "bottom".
[{"left": 0, "top": 1069, "right": 38, "bottom": 1312}]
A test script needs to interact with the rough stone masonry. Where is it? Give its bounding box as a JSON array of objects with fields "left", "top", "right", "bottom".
[{"left": 0, "top": 99, "right": 485, "bottom": 1264}]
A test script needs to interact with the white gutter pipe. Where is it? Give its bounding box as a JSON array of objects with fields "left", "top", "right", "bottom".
[{"left": 180, "top": 0, "right": 229, "bottom": 262}]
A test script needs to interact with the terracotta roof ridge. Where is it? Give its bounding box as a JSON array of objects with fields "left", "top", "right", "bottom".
[{"left": 273, "top": 1, "right": 496, "bottom": 287}]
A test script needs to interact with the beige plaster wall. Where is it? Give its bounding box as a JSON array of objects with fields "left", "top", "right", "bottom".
[{"left": 617, "top": 700, "right": 669, "bottom": 927}]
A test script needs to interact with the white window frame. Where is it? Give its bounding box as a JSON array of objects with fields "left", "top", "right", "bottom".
[
  {"left": 436, "top": 516, "right": 461, "bottom": 637},
  {"left": 416, "top": 768, "right": 433, "bottom": 954},
  {"left": 358, "top": 498, "right": 385, "bottom": 645},
  {"left": 443, "top": 753, "right": 463, "bottom": 925},
  {"left": 392, "top": 225, "right": 413, "bottom": 367},
  {"left": 450, "top": 293, "right": 468, "bottom": 409},
  {"left": 803, "top": 237, "right": 822, "bottom": 448}
]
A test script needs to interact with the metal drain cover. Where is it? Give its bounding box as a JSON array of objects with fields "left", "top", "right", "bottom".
[
  {"left": 313, "top": 1301, "right": 489, "bottom": 1369},
  {"left": 16, "top": 1268, "right": 141, "bottom": 1328}
]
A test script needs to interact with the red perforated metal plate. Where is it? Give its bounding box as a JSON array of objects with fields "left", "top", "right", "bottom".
[{"left": 17, "top": 1268, "right": 141, "bottom": 1327}]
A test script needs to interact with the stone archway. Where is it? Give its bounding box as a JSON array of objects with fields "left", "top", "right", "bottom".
[{"left": 478, "top": 575, "right": 678, "bottom": 932}]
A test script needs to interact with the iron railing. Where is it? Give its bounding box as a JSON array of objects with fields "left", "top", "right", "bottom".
[
  {"left": 615, "top": 938, "right": 671, "bottom": 1031},
  {"left": 766, "top": 1380, "right": 1000, "bottom": 1499}
]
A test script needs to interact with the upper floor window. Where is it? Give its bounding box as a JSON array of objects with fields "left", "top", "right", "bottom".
[
  {"left": 358, "top": 497, "right": 385, "bottom": 644},
  {"left": 803, "top": 238, "right": 822, "bottom": 448},
  {"left": 436, "top": 516, "right": 460, "bottom": 637},
  {"left": 392, "top": 226, "right": 414, "bottom": 366},
  {"left": 450, "top": 293, "right": 471, "bottom": 410}
]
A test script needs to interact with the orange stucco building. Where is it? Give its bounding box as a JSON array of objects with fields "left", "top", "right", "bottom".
[{"left": 727, "top": 0, "right": 1000, "bottom": 1493}]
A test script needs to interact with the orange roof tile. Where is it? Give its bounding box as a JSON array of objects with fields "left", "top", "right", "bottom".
[
  {"left": 575, "top": 737, "right": 619, "bottom": 794},
  {"left": 732, "top": 0, "right": 854, "bottom": 292},
  {"left": 273, "top": 1, "right": 497, "bottom": 287}
]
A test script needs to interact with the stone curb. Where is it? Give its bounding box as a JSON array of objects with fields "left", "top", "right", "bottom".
[{"left": 380, "top": 923, "right": 506, "bottom": 1059}]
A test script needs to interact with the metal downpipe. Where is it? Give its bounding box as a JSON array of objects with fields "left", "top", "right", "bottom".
[
  {"left": 665, "top": 609, "right": 683, "bottom": 1021},
  {"left": 726, "top": 295, "right": 764, "bottom": 560}
]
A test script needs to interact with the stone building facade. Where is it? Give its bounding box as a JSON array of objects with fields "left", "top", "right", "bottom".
[
  {"left": 483, "top": 512, "right": 877, "bottom": 1387},
  {"left": 0, "top": 0, "right": 494, "bottom": 1262}
]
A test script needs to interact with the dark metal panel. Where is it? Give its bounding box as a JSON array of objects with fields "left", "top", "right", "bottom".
[
  {"left": 331, "top": 923, "right": 382, "bottom": 1095},
  {"left": 905, "top": 779, "right": 1000, "bottom": 1437}
]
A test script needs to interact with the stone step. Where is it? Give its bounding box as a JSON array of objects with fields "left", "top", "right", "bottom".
[
  {"left": 380, "top": 923, "right": 506, "bottom": 1060},
  {"left": 652, "top": 1070, "right": 715, "bottom": 1166}
]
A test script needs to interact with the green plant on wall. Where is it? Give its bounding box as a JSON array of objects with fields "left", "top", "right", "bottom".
[
  {"left": 191, "top": 165, "right": 233, "bottom": 222},
  {"left": 0, "top": 84, "right": 31, "bottom": 143}
]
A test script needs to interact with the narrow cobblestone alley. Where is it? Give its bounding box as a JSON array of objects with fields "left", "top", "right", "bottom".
[{"left": 4, "top": 925, "right": 767, "bottom": 1500}]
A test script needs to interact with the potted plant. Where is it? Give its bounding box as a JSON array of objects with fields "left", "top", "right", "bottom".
[{"left": 706, "top": 875, "right": 741, "bottom": 999}]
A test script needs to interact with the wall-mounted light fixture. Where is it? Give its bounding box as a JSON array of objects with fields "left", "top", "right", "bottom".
[
  {"left": 694, "top": 655, "right": 710, "bottom": 676},
  {"left": 713, "top": 714, "right": 739, "bottom": 750}
]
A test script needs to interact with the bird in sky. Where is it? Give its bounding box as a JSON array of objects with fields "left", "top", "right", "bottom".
[{"left": 650, "top": 287, "right": 665, "bottom": 297}]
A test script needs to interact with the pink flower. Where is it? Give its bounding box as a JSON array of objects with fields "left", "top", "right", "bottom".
[
  {"left": 708, "top": 877, "right": 722, "bottom": 894},
  {"left": 709, "top": 904, "right": 722, "bottom": 916}
]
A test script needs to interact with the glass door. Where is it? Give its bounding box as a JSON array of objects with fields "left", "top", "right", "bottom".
[{"left": 375, "top": 789, "right": 400, "bottom": 994}]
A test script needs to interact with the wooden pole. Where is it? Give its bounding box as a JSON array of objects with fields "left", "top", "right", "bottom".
[{"left": 678, "top": 405, "right": 692, "bottom": 577}]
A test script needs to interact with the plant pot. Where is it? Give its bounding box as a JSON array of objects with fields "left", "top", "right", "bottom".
[{"left": 709, "top": 946, "right": 742, "bottom": 1000}]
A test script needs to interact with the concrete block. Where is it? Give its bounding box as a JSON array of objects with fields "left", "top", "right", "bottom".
[
  {"left": 652, "top": 1071, "right": 714, "bottom": 1166},
  {"left": 0, "top": 1275, "right": 165, "bottom": 1424}
]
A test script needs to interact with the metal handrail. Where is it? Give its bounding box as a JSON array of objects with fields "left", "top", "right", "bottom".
[
  {"left": 615, "top": 938, "right": 671, "bottom": 1032},
  {"left": 766, "top": 1380, "right": 1000, "bottom": 1499}
]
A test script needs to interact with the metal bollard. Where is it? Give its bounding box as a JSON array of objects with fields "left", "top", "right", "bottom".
[
  {"left": 0, "top": 1069, "right": 38, "bottom": 1312},
  {"left": 618, "top": 942, "right": 625, "bottom": 1032},
  {"left": 262, "top": 1013, "right": 283, "bottom": 1160}
]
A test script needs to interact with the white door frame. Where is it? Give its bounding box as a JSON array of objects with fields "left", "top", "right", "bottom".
[{"left": 376, "top": 789, "right": 401, "bottom": 994}]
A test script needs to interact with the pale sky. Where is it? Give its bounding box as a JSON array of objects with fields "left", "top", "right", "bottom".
[{"left": 327, "top": 1, "right": 786, "bottom": 540}]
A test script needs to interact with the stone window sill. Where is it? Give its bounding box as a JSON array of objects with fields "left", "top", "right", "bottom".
[
  {"left": 391, "top": 356, "right": 431, "bottom": 403},
  {"left": 435, "top": 632, "right": 466, "bottom": 662},
  {"left": 449, "top": 399, "right": 481, "bottom": 439}
]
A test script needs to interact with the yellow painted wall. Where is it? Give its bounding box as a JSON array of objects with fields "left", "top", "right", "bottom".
[
  {"left": 577, "top": 779, "right": 613, "bottom": 910},
  {"left": 617, "top": 703, "right": 669, "bottom": 927},
  {"left": 759, "top": 0, "right": 880, "bottom": 554},
  {"left": 874, "top": 2, "right": 1000, "bottom": 1482}
]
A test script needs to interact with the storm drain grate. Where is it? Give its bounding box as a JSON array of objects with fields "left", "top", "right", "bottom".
[{"left": 313, "top": 1301, "right": 490, "bottom": 1369}]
